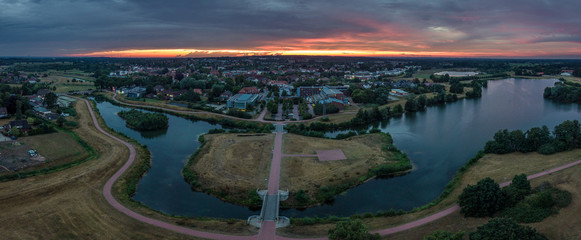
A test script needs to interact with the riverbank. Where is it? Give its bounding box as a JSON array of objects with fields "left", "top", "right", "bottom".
[{"left": 279, "top": 149, "right": 581, "bottom": 239}]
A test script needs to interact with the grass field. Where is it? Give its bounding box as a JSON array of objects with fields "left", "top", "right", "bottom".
[
  {"left": 192, "top": 133, "right": 275, "bottom": 197},
  {"left": 279, "top": 149, "right": 581, "bottom": 239},
  {"left": 280, "top": 134, "right": 398, "bottom": 200},
  {"left": 19, "top": 132, "right": 85, "bottom": 162},
  {"left": 23, "top": 70, "right": 96, "bottom": 93},
  {"left": 190, "top": 132, "right": 400, "bottom": 205}
]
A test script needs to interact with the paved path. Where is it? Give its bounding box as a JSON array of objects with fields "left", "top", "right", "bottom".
[
  {"left": 258, "top": 123, "right": 285, "bottom": 240},
  {"left": 79, "top": 95, "right": 581, "bottom": 240}
]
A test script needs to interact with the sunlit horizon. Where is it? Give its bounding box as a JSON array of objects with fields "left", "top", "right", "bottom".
[{"left": 67, "top": 48, "right": 581, "bottom": 59}]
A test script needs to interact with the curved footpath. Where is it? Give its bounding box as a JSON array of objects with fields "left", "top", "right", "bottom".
[{"left": 81, "top": 97, "right": 581, "bottom": 239}]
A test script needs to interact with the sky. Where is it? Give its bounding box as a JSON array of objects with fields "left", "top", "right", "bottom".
[{"left": 1, "top": 0, "right": 581, "bottom": 58}]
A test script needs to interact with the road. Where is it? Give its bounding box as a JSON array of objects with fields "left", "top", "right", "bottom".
[{"left": 79, "top": 95, "right": 581, "bottom": 239}]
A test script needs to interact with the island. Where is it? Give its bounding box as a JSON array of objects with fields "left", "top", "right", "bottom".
[{"left": 117, "top": 109, "right": 169, "bottom": 131}]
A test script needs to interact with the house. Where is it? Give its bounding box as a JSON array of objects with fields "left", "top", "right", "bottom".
[
  {"left": 390, "top": 89, "right": 409, "bottom": 96},
  {"left": 220, "top": 91, "right": 233, "bottom": 101},
  {"left": 227, "top": 94, "right": 261, "bottom": 110},
  {"left": 238, "top": 87, "right": 259, "bottom": 94},
  {"left": 153, "top": 85, "right": 165, "bottom": 93},
  {"left": 7, "top": 120, "right": 30, "bottom": 133},
  {"left": 0, "top": 107, "right": 7, "bottom": 118},
  {"left": 193, "top": 89, "right": 203, "bottom": 95},
  {"left": 37, "top": 89, "right": 51, "bottom": 98}
]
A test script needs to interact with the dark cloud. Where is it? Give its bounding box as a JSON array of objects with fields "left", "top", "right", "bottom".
[{"left": 1, "top": 0, "right": 581, "bottom": 57}]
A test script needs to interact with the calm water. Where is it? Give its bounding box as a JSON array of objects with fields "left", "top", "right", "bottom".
[
  {"left": 96, "top": 78, "right": 581, "bottom": 218},
  {"left": 95, "top": 101, "right": 259, "bottom": 218}
]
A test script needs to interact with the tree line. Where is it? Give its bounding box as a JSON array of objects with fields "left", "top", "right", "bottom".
[
  {"left": 543, "top": 80, "right": 581, "bottom": 103},
  {"left": 484, "top": 120, "right": 581, "bottom": 155}
]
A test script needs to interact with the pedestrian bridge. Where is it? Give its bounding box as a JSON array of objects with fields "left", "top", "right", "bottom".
[{"left": 247, "top": 189, "right": 290, "bottom": 228}]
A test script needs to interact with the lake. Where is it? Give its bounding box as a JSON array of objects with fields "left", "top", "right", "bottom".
[{"left": 96, "top": 78, "right": 581, "bottom": 218}]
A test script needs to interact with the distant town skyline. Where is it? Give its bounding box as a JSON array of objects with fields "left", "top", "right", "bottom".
[{"left": 1, "top": 0, "right": 581, "bottom": 58}]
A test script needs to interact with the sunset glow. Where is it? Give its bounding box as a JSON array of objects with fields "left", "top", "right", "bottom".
[{"left": 2, "top": 0, "right": 581, "bottom": 58}]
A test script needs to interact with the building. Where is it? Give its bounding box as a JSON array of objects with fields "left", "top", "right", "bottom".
[
  {"left": 238, "top": 87, "right": 259, "bottom": 94},
  {"left": 318, "top": 98, "right": 345, "bottom": 110},
  {"left": 321, "top": 87, "right": 344, "bottom": 101},
  {"left": 126, "top": 86, "right": 146, "bottom": 98},
  {"left": 297, "top": 86, "right": 322, "bottom": 97},
  {"left": 390, "top": 89, "right": 409, "bottom": 96},
  {"left": 220, "top": 91, "right": 233, "bottom": 101},
  {"left": 227, "top": 94, "right": 261, "bottom": 110},
  {"left": 7, "top": 120, "right": 30, "bottom": 133},
  {"left": 57, "top": 96, "right": 77, "bottom": 108}
]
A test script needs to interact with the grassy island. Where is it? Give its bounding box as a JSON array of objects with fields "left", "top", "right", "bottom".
[{"left": 118, "top": 109, "right": 169, "bottom": 131}]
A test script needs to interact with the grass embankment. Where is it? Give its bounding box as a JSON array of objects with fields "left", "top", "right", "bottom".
[
  {"left": 279, "top": 149, "right": 581, "bottom": 239},
  {"left": 184, "top": 133, "right": 275, "bottom": 207},
  {"left": 281, "top": 133, "right": 411, "bottom": 206}
]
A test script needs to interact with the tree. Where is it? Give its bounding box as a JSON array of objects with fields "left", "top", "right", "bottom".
[
  {"left": 44, "top": 92, "right": 58, "bottom": 109},
  {"left": 469, "top": 218, "right": 547, "bottom": 240},
  {"left": 503, "top": 174, "right": 531, "bottom": 206},
  {"left": 524, "top": 126, "right": 552, "bottom": 152},
  {"left": 424, "top": 230, "right": 464, "bottom": 240},
  {"left": 405, "top": 95, "right": 418, "bottom": 112},
  {"left": 328, "top": 220, "right": 380, "bottom": 240},
  {"left": 56, "top": 116, "right": 66, "bottom": 127},
  {"left": 458, "top": 177, "right": 505, "bottom": 217},
  {"left": 553, "top": 120, "right": 581, "bottom": 150},
  {"left": 15, "top": 100, "right": 22, "bottom": 120},
  {"left": 9, "top": 127, "right": 21, "bottom": 137}
]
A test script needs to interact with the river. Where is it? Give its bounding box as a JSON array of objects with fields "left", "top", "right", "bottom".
[{"left": 96, "top": 78, "right": 581, "bottom": 218}]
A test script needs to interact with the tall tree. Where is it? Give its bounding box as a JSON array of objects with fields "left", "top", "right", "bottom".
[{"left": 44, "top": 92, "right": 58, "bottom": 109}]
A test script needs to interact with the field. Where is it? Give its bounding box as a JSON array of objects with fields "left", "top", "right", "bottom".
[
  {"left": 190, "top": 132, "right": 400, "bottom": 205},
  {"left": 280, "top": 133, "right": 398, "bottom": 198},
  {"left": 19, "top": 132, "right": 85, "bottom": 161},
  {"left": 19, "top": 69, "right": 96, "bottom": 93},
  {"left": 192, "top": 133, "right": 275, "bottom": 196},
  {"left": 279, "top": 149, "right": 581, "bottom": 239},
  {"left": 0, "top": 98, "right": 254, "bottom": 239}
]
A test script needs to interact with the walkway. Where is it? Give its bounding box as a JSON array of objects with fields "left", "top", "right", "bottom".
[
  {"left": 258, "top": 123, "right": 285, "bottom": 240},
  {"left": 78, "top": 95, "right": 581, "bottom": 239}
]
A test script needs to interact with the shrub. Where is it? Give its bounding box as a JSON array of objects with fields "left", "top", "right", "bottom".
[
  {"left": 424, "top": 230, "right": 465, "bottom": 240},
  {"left": 469, "top": 218, "right": 547, "bottom": 240},
  {"left": 328, "top": 219, "right": 380, "bottom": 240},
  {"left": 458, "top": 177, "right": 505, "bottom": 217}
]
